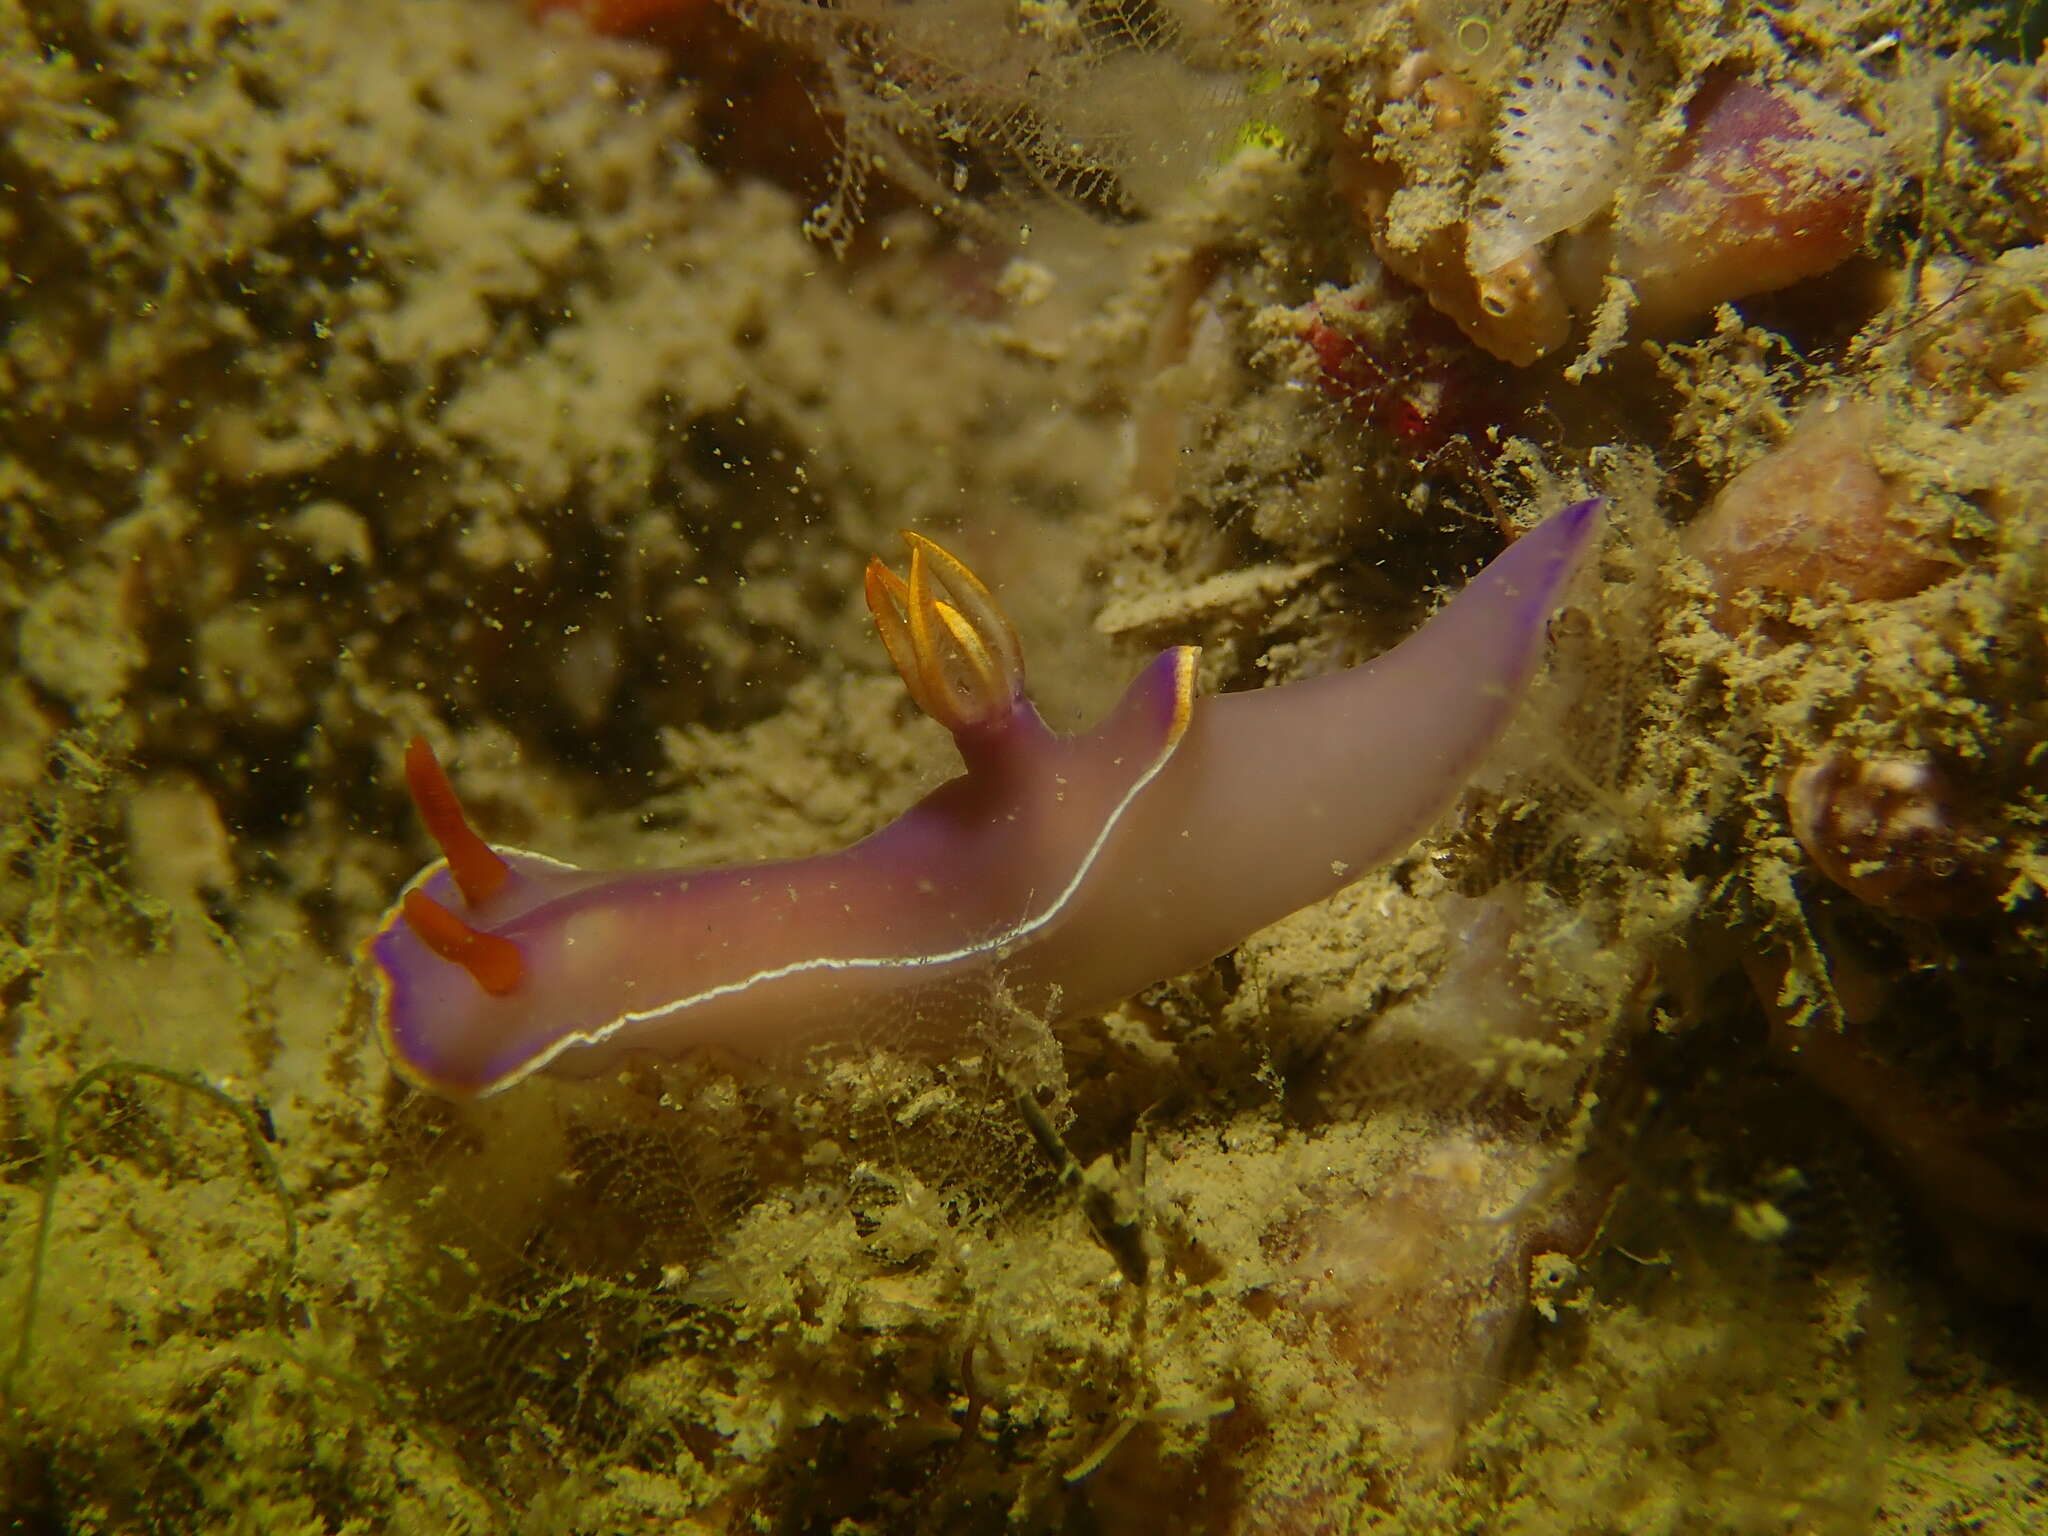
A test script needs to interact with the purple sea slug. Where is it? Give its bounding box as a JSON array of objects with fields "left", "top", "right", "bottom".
[{"left": 365, "top": 498, "right": 1602, "bottom": 1098}]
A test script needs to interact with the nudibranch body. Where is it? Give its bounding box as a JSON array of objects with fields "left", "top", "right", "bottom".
[{"left": 365, "top": 499, "right": 1602, "bottom": 1098}]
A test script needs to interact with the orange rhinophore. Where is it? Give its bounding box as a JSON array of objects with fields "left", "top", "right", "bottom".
[
  {"left": 401, "top": 889, "right": 526, "bottom": 997},
  {"left": 403, "top": 735, "right": 511, "bottom": 908}
]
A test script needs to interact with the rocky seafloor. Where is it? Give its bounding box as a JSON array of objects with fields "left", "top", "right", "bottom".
[{"left": 2, "top": 0, "right": 2046, "bottom": 1531}]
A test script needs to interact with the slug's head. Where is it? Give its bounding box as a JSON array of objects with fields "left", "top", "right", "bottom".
[
  {"left": 364, "top": 738, "right": 592, "bottom": 1099},
  {"left": 864, "top": 533, "right": 1027, "bottom": 737},
  {"left": 388, "top": 737, "right": 524, "bottom": 999}
]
